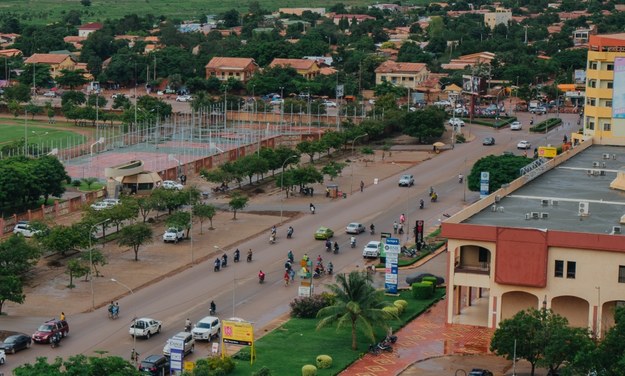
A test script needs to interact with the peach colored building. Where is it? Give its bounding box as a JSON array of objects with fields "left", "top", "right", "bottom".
[
  {"left": 442, "top": 141, "right": 625, "bottom": 338},
  {"left": 78, "top": 22, "right": 103, "bottom": 37},
  {"left": 268, "top": 58, "right": 320, "bottom": 79},
  {"left": 205, "top": 57, "right": 258, "bottom": 83},
  {"left": 375, "top": 61, "right": 429, "bottom": 90},
  {"left": 24, "top": 53, "right": 76, "bottom": 77}
]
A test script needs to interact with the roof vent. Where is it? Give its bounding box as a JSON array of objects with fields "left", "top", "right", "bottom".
[
  {"left": 579, "top": 202, "right": 589, "bottom": 216},
  {"left": 531, "top": 212, "right": 540, "bottom": 219},
  {"left": 593, "top": 161, "right": 600, "bottom": 167},
  {"left": 603, "top": 153, "right": 611, "bottom": 160},
  {"left": 612, "top": 226, "right": 621, "bottom": 235},
  {"left": 541, "top": 199, "right": 549, "bottom": 206},
  {"left": 541, "top": 212, "right": 549, "bottom": 219}
]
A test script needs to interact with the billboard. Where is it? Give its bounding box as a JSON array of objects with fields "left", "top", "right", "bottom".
[
  {"left": 573, "top": 69, "right": 586, "bottom": 86},
  {"left": 462, "top": 75, "right": 485, "bottom": 95},
  {"left": 613, "top": 58, "right": 625, "bottom": 119},
  {"left": 222, "top": 320, "right": 254, "bottom": 346}
]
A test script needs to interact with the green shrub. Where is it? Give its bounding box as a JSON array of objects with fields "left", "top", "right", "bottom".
[
  {"left": 393, "top": 300, "right": 405, "bottom": 315},
  {"left": 205, "top": 355, "right": 236, "bottom": 373},
  {"left": 411, "top": 282, "right": 434, "bottom": 299},
  {"left": 455, "top": 133, "right": 466, "bottom": 143},
  {"left": 253, "top": 366, "right": 272, "bottom": 376},
  {"left": 383, "top": 306, "right": 399, "bottom": 317},
  {"left": 72, "top": 179, "right": 81, "bottom": 187},
  {"left": 422, "top": 276, "right": 438, "bottom": 287},
  {"left": 422, "top": 280, "right": 434, "bottom": 293},
  {"left": 302, "top": 364, "right": 317, "bottom": 376},
  {"left": 290, "top": 292, "right": 335, "bottom": 318},
  {"left": 233, "top": 347, "right": 251, "bottom": 360},
  {"left": 394, "top": 299, "right": 408, "bottom": 309},
  {"left": 316, "top": 354, "right": 332, "bottom": 369}
]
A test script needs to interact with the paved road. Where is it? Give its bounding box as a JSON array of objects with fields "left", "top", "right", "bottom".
[{"left": 1, "top": 113, "right": 575, "bottom": 370}]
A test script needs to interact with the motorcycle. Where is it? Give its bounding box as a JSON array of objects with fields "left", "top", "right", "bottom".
[
  {"left": 184, "top": 321, "right": 192, "bottom": 332},
  {"left": 458, "top": 174, "right": 464, "bottom": 184},
  {"left": 247, "top": 251, "right": 253, "bottom": 262},
  {"left": 376, "top": 340, "right": 393, "bottom": 353},
  {"left": 108, "top": 304, "right": 119, "bottom": 320},
  {"left": 368, "top": 343, "right": 381, "bottom": 355},
  {"left": 430, "top": 193, "right": 438, "bottom": 202},
  {"left": 214, "top": 259, "right": 221, "bottom": 272},
  {"left": 221, "top": 255, "right": 228, "bottom": 268},
  {"left": 384, "top": 334, "right": 398, "bottom": 344},
  {"left": 210, "top": 301, "right": 216, "bottom": 315},
  {"left": 401, "top": 246, "right": 417, "bottom": 257},
  {"left": 310, "top": 205, "right": 315, "bottom": 214},
  {"left": 233, "top": 250, "right": 240, "bottom": 263},
  {"left": 287, "top": 251, "right": 294, "bottom": 263},
  {"left": 258, "top": 272, "right": 265, "bottom": 284},
  {"left": 370, "top": 225, "right": 375, "bottom": 235},
  {"left": 287, "top": 227, "right": 294, "bottom": 239},
  {"left": 333, "top": 243, "right": 339, "bottom": 254},
  {"left": 327, "top": 263, "right": 333, "bottom": 275},
  {"left": 325, "top": 240, "right": 332, "bottom": 253},
  {"left": 50, "top": 333, "right": 61, "bottom": 348},
  {"left": 419, "top": 199, "right": 424, "bottom": 209},
  {"left": 269, "top": 234, "right": 276, "bottom": 244},
  {"left": 350, "top": 237, "right": 356, "bottom": 248}
]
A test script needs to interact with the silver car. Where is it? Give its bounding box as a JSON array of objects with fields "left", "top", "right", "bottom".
[
  {"left": 345, "top": 222, "right": 365, "bottom": 234},
  {"left": 398, "top": 174, "right": 415, "bottom": 187}
]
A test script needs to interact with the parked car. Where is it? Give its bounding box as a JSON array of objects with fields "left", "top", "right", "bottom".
[
  {"left": 111, "top": 93, "right": 128, "bottom": 99},
  {"left": 433, "top": 100, "right": 451, "bottom": 107},
  {"left": 270, "top": 98, "right": 284, "bottom": 105},
  {"left": 345, "top": 222, "right": 366, "bottom": 234},
  {"left": 468, "top": 369, "right": 493, "bottom": 376},
  {"left": 510, "top": 121, "right": 522, "bottom": 130},
  {"left": 363, "top": 241, "right": 381, "bottom": 258},
  {"left": 517, "top": 140, "right": 532, "bottom": 149},
  {"left": 43, "top": 91, "right": 56, "bottom": 98},
  {"left": 0, "top": 334, "right": 32, "bottom": 353},
  {"left": 398, "top": 174, "right": 415, "bottom": 187},
  {"left": 130, "top": 318, "right": 162, "bottom": 339},
  {"left": 13, "top": 221, "right": 41, "bottom": 238},
  {"left": 163, "top": 227, "right": 184, "bottom": 243},
  {"left": 139, "top": 354, "right": 170, "bottom": 375},
  {"left": 322, "top": 100, "right": 337, "bottom": 108},
  {"left": 483, "top": 137, "right": 495, "bottom": 146},
  {"left": 90, "top": 198, "right": 119, "bottom": 211},
  {"left": 448, "top": 118, "right": 465, "bottom": 127},
  {"left": 191, "top": 316, "right": 221, "bottom": 341},
  {"left": 32, "top": 319, "right": 69, "bottom": 343},
  {"left": 163, "top": 331, "right": 195, "bottom": 356},
  {"left": 0, "top": 350, "right": 4, "bottom": 365},
  {"left": 529, "top": 106, "right": 547, "bottom": 115},
  {"left": 176, "top": 95, "right": 192, "bottom": 102},
  {"left": 161, "top": 180, "right": 183, "bottom": 190},
  {"left": 314, "top": 227, "right": 334, "bottom": 240}
]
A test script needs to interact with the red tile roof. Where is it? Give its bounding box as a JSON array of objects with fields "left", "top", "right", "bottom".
[
  {"left": 269, "top": 58, "right": 316, "bottom": 70},
  {"left": 205, "top": 57, "right": 256, "bottom": 70},
  {"left": 375, "top": 60, "right": 427, "bottom": 74},
  {"left": 79, "top": 22, "right": 103, "bottom": 30},
  {"left": 24, "top": 53, "right": 74, "bottom": 65}
]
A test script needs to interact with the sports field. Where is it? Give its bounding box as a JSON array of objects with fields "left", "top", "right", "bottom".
[{"left": 0, "top": 117, "right": 87, "bottom": 150}]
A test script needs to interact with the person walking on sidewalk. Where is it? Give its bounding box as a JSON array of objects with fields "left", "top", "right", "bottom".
[{"left": 360, "top": 180, "right": 364, "bottom": 192}]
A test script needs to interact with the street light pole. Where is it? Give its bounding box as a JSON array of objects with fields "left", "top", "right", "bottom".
[
  {"left": 110, "top": 278, "right": 136, "bottom": 365},
  {"left": 89, "top": 219, "right": 110, "bottom": 310},
  {"left": 350, "top": 133, "right": 368, "bottom": 194},
  {"left": 280, "top": 155, "right": 298, "bottom": 224}
]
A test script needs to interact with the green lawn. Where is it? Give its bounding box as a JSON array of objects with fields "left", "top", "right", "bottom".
[
  {"left": 1, "top": 0, "right": 432, "bottom": 25},
  {"left": 229, "top": 288, "right": 445, "bottom": 375},
  {"left": 0, "top": 118, "right": 86, "bottom": 149}
]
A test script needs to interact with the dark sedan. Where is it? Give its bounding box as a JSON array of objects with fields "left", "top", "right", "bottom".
[
  {"left": 482, "top": 137, "right": 495, "bottom": 146},
  {"left": 0, "top": 334, "right": 32, "bottom": 353}
]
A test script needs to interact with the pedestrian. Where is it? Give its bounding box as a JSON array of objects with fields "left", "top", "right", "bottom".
[
  {"left": 393, "top": 221, "right": 398, "bottom": 234},
  {"left": 60, "top": 312, "right": 65, "bottom": 321},
  {"left": 400, "top": 213, "right": 406, "bottom": 224},
  {"left": 289, "top": 268, "right": 295, "bottom": 281},
  {"left": 360, "top": 180, "right": 364, "bottom": 192},
  {"left": 284, "top": 270, "right": 290, "bottom": 286},
  {"left": 310, "top": 187, "right": 314, "bottom": 196}
]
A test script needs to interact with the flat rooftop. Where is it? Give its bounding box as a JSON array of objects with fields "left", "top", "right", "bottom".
[{"left": 463, "top": 145, "right": 625, "bottom": 235}]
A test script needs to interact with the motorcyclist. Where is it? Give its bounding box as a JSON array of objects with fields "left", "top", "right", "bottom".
[
  {"left": 393, "top": 221, "right": 398, "bottom": 234},
  {"left": 325, "top": 239, "right": 332, "bottom": 252},
  {"left": 370, "top": 223, "right": 375, "bottom": 234},
  {"left": 271, "top": 226, "right": 277, "bottom": 236},
  {"left": 247, "top": 249, "right": 253, "bottom": 262},
  {"left": 333, "top": 241, "right": 339, "bottom": 254},
  {"left": 258, "top": 270, "right": 266, "bottom": 283},
  {"left": 400, "top": 213, "right": 405, "bottom": 224},
  {"left": 287, "top": 250, "right": 294, "bottom": 263},
  {"left": 185, "top": 318, "right": 192, "bottom": 332},
  {"left": 419, "top": 199, "right": 424, "bottom": 209},
  {"left": 327, "top": 262, "right": 334, "bottom": 275},
  {"left": 210, "top": 300, "right": 216, "bottom": 315},
  {"left": 287, "top": 226, "right": 294, "bottom": 238},
  {"left": 214, "top": 258, "right": 221, "bottom": 271},
  {"left": 130, "top": 348, "right": 139, "bottom": 362},
  {"left": 313, "top": 266, "right": 322, "bottom": 278},
  {"left": 398, "top": 223, "right": 404, "bottom": 234},
  {"left": 222, "top": 253, "right": 228, "bottom": 267},
  {"left": 350, "top": 236, "right": 356, "bottom": 248},
  {"left": 458, "top": 174, "right": 464, "bottom": 183},
  {"left": 233, "top": 249, "right": 240, "bottom": 262},
  {"left": 310, "top": 203, "right": 315, "bottom": 214}
]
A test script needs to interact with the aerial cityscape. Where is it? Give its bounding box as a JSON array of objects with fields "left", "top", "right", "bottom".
[{"left": 0, "top": 0, "right": 624, "bottom": 375}]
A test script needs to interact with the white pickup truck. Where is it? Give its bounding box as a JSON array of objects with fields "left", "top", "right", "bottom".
[
  {"left": 362, "top": 241, "right": 381, "bottom": 258},
  {"left": 163, "top": 228, "right": 184, "bottom": 243}
]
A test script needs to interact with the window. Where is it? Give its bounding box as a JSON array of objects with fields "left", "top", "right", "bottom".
[
  {"left": 587, "top": 121, "right": 595, "bottom": 130},
  {"left": 607, "top": 63, "right": 614, "bottom": 71},
  {"left": 619, "top": 266, "right": 625, "bottom": 283},
  {"left": 567, "top": 261, "right": 576, "bottom": 279},
  {"left": 606, "top": 100, "right": 612, "bottom": 107},
  {"left": 604, "top": 123, "right": 612, "bottom": 131},
  {"left": 478, "top": 249, "right": 489, "bottom": 263},
  {"left": 555, "top": 260, "right": 564, "bottom": 278},
  {"left": 590, "top": 62, "right": 598, "bottom": 70},
  {"left": 587, "top": 98, "right": 596, "bottom": 106},
  {"left": 608, "top": 82, "right": 614, "bottom": 89},
  {"left": 589, "top": 79, "right": 596, "bottom": 88}
]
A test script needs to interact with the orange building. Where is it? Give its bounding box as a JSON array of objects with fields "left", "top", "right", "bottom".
[
  {"left": 268, "top": 58, "right": 320, "bottom": 79},
  {"left": 205, "top": 57, "right": 258, "bottom": 83}
]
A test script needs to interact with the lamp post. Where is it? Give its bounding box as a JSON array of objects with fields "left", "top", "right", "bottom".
[
  {"left": 89, "top": 218, "right": 110, "bottom": 310},
  {"left": 214, "top": 245, "right": 235, "bottom": 316},
  {"left": 110, "top": 278, "right": 136, "bottom": 365},
  {"left": 279, "top": 86, "right": 285, "bottom": 126},
  {"left": 350, "top": 133, "right": 368, "bottom": 194},
  {"left": 280, "top": 155, "right": 298, "bottom": 224},
  {"left": 24, "top": 110, "right": 28, "bottom": 155}
]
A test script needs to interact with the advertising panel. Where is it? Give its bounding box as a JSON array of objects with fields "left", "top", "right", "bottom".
[
  {"left": 384, "top": 237, "right": 400, "bottom": 295},
  {"left": 222, "top": 320, "right": 254, "bottom": 346},
  {"left": 462, "top": 75, "right": 484, "bottom": 95},
  {"left": 480, "top": 171, "right": 490, "bottom": 199},
  {"left": 613, "top": 57, "right": 625, "bottom": 119}
]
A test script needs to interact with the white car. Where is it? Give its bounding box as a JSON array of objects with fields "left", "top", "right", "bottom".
[
  {"left": 0, "top": 349, "right": 5, "bottom": 365},
  {"left": 345, "top": 222, "right": 366, "bottom": 234},
  {"left": 433, "top": 100, "right": 451, "bottom": 107},
  {"left": 43, "top": 91, "right": 56, "bottom": 98},
  {"left": 270, "top": 98, "right": 284, "bottom": 105},
  {"left": 517, "top": 140, "right": 532, "bottom": 150},
  {"left": 363, "top": 241, "right": 381, "bottom": 258},
  {"left": 111, "top": 93, "right": 128, "bottom": 99},
  {"left": 163, "top": 331, "right": 195, "bottom": 356},
  {"left": 176, "top": 95, "right": 192, "bottom": 102},
  {"left": 163, "top": 227, "right": 184, "bottom": 243},
  {"left": 90, "top": 198, "right": 120, "bottom": 211},
  {"left": 448, "top": 118, "right": 465, "bottom": 127},
  {"left": 510, "top": 121, "right": 522, "bottom": 130},
  {"left": 191, "top": 316, "right": 221, "bottom": 341},
  {"left": 398, "top": 174, "right": 415, "bottom": 187},
  {"left": 129, "top": 318, "right": 162, "bottom": 339},
  {"left": 161, "top": 180, "right": 183, "bottom": 190},
  {"left": 322, "top": 100, "right": 337, "bottom": 108},
  {"left": 13, "top": 221, "right": 41, "bottom": 238}
]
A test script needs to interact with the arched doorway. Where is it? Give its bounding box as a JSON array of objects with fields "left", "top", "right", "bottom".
[
  {"left": 551, "top": 296, "right": 589, "bottom": 328},
  {"left": 501, "top": 291, "right": 538, "bottom": 321}
]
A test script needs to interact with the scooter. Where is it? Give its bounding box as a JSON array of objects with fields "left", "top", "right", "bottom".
[
  {"left": 287, "top": 227, "right": 294, "bottom": 239},
  {"left": 350, "top": 237, "right": 356, "bottom": 248},
  {"left": 50, "top": 333, "right": 61, "bottom": 348},
  {"left": 269, "top": 235, "right": 276, "bottom": 244},
  {"left": 247, "top": 251, "right": 253, "bottom": 262},
  {"left": 221, "top": 255, "right": 228, "bottom": 268},
  {"left": 233, "top": 250, "right": 240, "bottom": 263},
  {"left": 258, "top": 273, "right": 265, "bottom": 284}
]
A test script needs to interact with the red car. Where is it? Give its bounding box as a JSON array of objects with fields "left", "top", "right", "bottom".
[{"left": 32, "top": 319, "right": 69, "bottom": 343}]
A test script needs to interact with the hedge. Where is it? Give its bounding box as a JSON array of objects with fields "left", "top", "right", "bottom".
[
  {"left": 302, "top": 364, "right": 317, "bottom": 376},
  {"left": 411, "top": 282, "right": 434, "bottom": 299},
  {"left": 316, "top": 355, "right": 332, "bottom": 369},
  {"left": 530, "top": 117, "right": 562, "bottom": 133}
]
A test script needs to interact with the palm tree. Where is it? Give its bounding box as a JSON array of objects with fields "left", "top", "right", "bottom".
[{"left": 316, "top": 270, "right": 395, "bottom": 350}]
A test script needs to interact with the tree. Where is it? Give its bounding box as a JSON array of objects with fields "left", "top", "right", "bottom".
[
  {"left": 468, "top": 154, "right": 531, "bottom": 193},
  {"left": 166, "top": 211, "right": 191, "bottom": 238},
  {"left": 402, "top": 107, "right": 446, "bottom": 143},
  {"left": 321, "top": 161, "right": 347, "bottom": 181},
  {"left": 0, "top": 235, "right": 42, "bottom": 276},
  {"left": 117, "top": 223, "right": 153, "bottom": 261},
  {"left": 40, "top": 224, "right": 89, "bottom": 256},
  {"left": 316, "top": 270, "right": 395, "bottom": 350},
  {"left": 80, "top": 249, "right": 107, "bottom": 278},
  {"left": 590, "top": 306, "right": 625, "bottom": 376},
  {"left": 135, "top": 196, "right": 155, "bottom": 223},
  {"left": 0, "top": 275, "right": 25, "bottom": 315},
  {"left": 33, "top": 156, "right": 70, "bottom": 204},
  {"left": 228, "top": 193, "right": 249, "bottom": 220},
  {"left": 14, "top": 354, "right": 138, "bottom": 375},
  {"left": 3, "top": 83, "right": 31, "bottom": 103},
  {"left": 193, "top": 203, "right": 217, "bottom": 232},
  {"left": 296, "top": 140, "right": 325, "bottom": 163},
  {"left": 56, "top": 69, "right": 88, "bottom": 89},
  {"left": 66, "top": 259, "right": 89, "bottom": 288}
]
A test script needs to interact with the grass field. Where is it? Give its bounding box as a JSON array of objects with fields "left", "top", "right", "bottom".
[
  {"left": 229, "top": 288, "right": 445, "bottom": 375},
  {"left": 0, "top": 0, "right": 428, "bottom": 25},
  {"left": 0, "top": 117, "right": 86, "bottom": 149}
]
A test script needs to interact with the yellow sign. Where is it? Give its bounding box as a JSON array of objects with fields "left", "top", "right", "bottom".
[
  {"left": 222, "top": 320, "right": 254, "bottom": 346},
  {"left": 538, "top": 146, "right": 557, "bottom": 158},
  {"left": 184, "top": 361, "right": 195, "bottom": 371}
]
